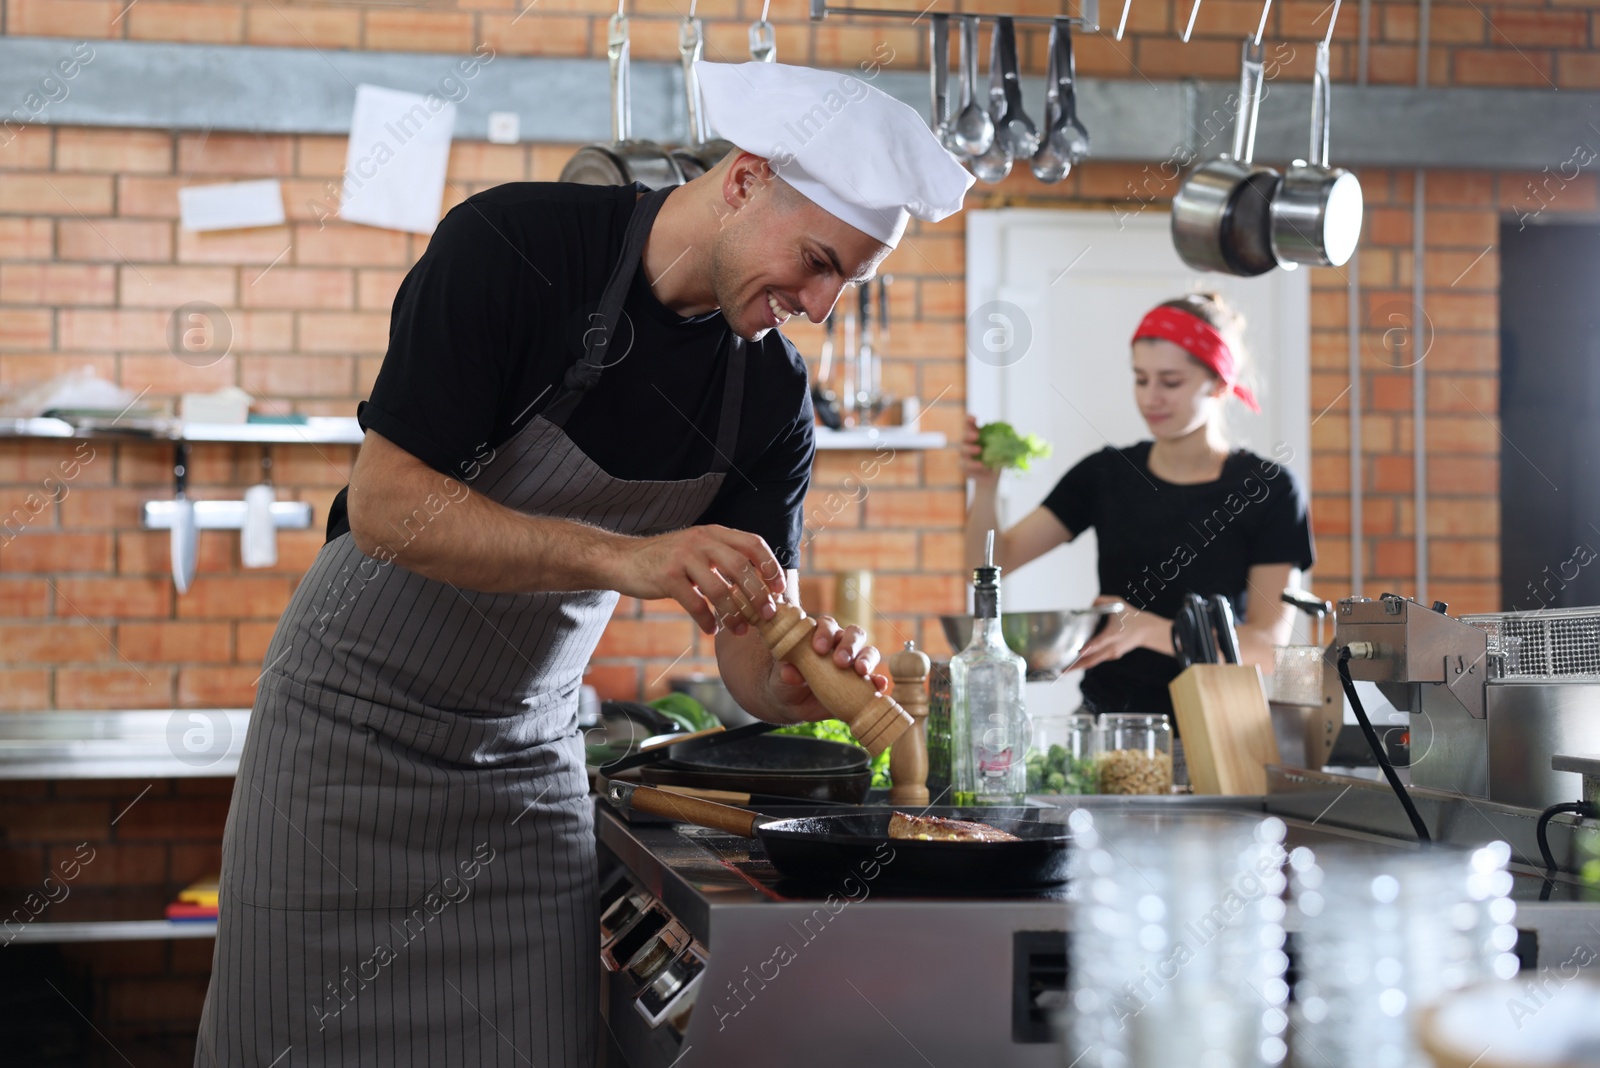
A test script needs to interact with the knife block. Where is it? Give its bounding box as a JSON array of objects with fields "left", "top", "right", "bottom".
[
  {"left": 727, "top": 585, "right": 912, "bottom": 758},
  {"left": 1169, "top": 663, "right": 1280, "bottom": 795}
]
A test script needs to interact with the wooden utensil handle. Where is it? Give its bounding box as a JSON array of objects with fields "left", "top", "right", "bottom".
[
  {"left": 609, "top": 780, "right": 760, "bottom": 837},
  {"left": 725, "top": 583, "right": 913, "bottom": 757}
]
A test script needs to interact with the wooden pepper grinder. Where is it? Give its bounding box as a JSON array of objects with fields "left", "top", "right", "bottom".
[
  {"left": 888, "top": 640, "right": 931, "bottom": 805},
  {"left": 726, "top": 584, "right": 913, "bottom": 757}
]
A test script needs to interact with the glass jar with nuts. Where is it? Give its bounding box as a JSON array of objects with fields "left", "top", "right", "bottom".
[{"left": 1097, "top": 713, "right": 1173, "bottom": 795}]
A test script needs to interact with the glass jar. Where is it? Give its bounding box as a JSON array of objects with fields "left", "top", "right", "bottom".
[
  {"left": 925, "top": 659, "right": 952, "bottom": 797},
  {"left": 1097, "top": 713, "right": 1173, "bottom": 795},
  {"left": 1025, "top": 713, "right": 1100, "bottom": 794}
]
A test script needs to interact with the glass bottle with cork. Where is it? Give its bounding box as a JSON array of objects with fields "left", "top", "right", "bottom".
[{"left": 950, "top": 530, "right": 1031, "bottom": 805}]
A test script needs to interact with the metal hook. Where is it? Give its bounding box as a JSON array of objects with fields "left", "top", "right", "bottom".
[
  {"left": 1252, "top": 0, "right": 1273, "bottom": 46},
  {"left": 1182, "top": 0, "right": 1202, "bottom": 41},
  {"left": 1321, "top": 0, "right": 1343, "bottom": 47}
]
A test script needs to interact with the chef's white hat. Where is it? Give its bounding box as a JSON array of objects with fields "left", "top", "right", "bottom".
[{"left": 696, "top": 60, "right": 974, "bottom": 248}]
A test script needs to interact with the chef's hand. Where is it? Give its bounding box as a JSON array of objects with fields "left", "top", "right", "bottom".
[
  {"left": 1067, "top": 598, "right": 1172, "bottom": 672},
  {"left": 610, "top": 525, "right": 786, "bottom": 635},
  {"left": 960, "top": 414, "right": 998, "bottom": 483},
  {"left": 766, "top": 616, "right": 891, "bottom": 724}
]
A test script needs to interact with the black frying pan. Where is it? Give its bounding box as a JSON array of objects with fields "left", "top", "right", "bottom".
[
  {"left": 603, "top": 781, "right": 1074, "bottom": 892},
  {"left": 602, "top": 722, "right": 872, "bottom": 804}
]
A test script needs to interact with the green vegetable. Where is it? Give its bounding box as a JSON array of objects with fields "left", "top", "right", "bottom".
[
  {"left": 1025, "top": 743, "right": 1098, "bottom": 795},
  {"left": 773, "top": 719, "right": 891, "bottom": 788},
  {"left": 649, "top": 693, "right": 720, "bottom": 733},
  {"left": 977, "top": 421, "right": 1052, "bottom": 472}
]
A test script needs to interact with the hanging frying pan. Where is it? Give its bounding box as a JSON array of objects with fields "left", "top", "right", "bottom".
[
  {"left": 1269, "top": 36, "right": 1363, "bottom": 267},
  {"left": 605, "top": 781, "right": 1074, "bottom": 891},
  {"left": 1170, "top": 30, "right": 1281, "bottom": 276},
  {"left": 561, "top": 0, "right": 685, "bottom": 188}
]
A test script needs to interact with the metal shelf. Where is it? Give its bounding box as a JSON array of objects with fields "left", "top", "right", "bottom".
[
  {"left": 814, "top": 427, "right": 946, "bottom": 450},
  {"left": 0, "top": 710, "right": 248, "bottom": 780},
  {"left": 6, "top": 919, "right": 217, "bottom": 944},
  {"left": 0, "top": 416, "right": 363, "bottom": 445}
]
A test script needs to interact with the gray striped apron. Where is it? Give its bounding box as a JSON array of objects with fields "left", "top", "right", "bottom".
[{"left": 196, "top": 188, "right": 745, "bottom": 1067}]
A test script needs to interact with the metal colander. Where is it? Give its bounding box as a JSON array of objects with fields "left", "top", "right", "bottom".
[{"left": 1461, "top": 607, "right": 1600, "bottom": 680}]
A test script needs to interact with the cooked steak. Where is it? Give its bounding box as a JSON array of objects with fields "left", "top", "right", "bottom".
[{"left": 888, "top": 812, "right": 1019, "bottom": 842}]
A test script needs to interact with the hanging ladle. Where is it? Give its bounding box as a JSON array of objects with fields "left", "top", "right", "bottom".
[
  {"left": 1032, "top": 18, "right": 1090, "bottom": 182},
  {"left": 992, "top": 18, "right": 1039, "bottom": 160},
  {"left": 951, "top": 16, "right": 994, "bottom": 157},
  {"left": 929, "top": 14, "right": 956, "bottom": 150},
  {"left": 971, "top": 21, "right": 1013, "bottom": 183},
  {"left": 1268, "top": 0, "right": 1363, "bottom": 267}
]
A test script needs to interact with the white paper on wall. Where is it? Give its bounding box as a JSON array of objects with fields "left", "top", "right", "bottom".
[
  {"left": 178, "top": 179, "right": 286, "bottom": 232},
  {"left": 339, "top": 83, "right": 457, "bottom": 235}
]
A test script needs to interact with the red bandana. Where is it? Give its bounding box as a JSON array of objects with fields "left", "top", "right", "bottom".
[{"left": 1131, "top": 306, "right": 1260, "bottom": 413}]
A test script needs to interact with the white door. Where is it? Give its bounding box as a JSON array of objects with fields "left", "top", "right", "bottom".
[{"left": 965, "top": 209, "right": 1311, "bottom": 709}]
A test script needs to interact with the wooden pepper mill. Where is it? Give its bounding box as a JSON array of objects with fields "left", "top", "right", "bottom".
[
  {"left": 888, "top": 640, "right": 931, "bottom": 805},
  {"left": 726, "top": 584, "right": 912, "bottom": 757}
]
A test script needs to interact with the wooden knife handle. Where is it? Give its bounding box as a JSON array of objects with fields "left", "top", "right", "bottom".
[
  {"left": 608, "top": 781, "right": 760, "bottom": 837},
  {"left": 726, "top": 582, "right": 913, "bottom": 758}
]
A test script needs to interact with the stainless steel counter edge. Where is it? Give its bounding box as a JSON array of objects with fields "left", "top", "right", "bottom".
[
  {"left": 1264, "top": 764, "right": 1596, "bottom": 874},
  {"left": 0, "top": 709, "right": 249, "bottom": 780}
]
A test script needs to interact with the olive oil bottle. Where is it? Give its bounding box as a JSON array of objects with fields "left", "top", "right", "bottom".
[{"left": 950, "top": 531, "right": 1030, "bottom": 805}]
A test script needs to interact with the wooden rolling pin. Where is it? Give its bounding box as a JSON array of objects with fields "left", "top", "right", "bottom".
[
  {"left": 888, "top": 640, "right": 931, "bottom": 805},
  {"left": 726, "top": 582, "right": 912, "bottom": 757}
]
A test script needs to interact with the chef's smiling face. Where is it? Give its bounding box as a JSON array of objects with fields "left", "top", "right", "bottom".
[
  {"left": 709, "top": 154, "right": 890, "bottom": 341},
  {"left": 1132, "top": 339, "right": 1228, "bottom": 439}
]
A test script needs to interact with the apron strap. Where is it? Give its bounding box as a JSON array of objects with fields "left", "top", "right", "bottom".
[
  {"left": 540, "top": 186, "right": 750, "bottom": 484},
  {"left": 542, "top": 187, "right": 672, "bottom": 428},
  {"left": 707, "top": 335, "right": 746, "bottom": 475}
]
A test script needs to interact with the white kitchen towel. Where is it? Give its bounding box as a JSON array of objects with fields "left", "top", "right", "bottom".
[
  {"left": 241, "top": 482, "right": 277, "bottom": 569},
  {"left": 340, "top": 84, "right": 457, "bottom": 235}
]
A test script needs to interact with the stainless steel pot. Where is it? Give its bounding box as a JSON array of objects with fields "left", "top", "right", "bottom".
[
  {"left": 561, "top": 3, "right": 685, "bottom": 188},
  {"left": 1170, "top": 36, "right": 1281, "bottom": 276},
  {"left": 1269, "top": 40, "right": 1363, "bottom": 268}
]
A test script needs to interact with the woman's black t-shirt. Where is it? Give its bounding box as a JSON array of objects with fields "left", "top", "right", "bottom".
[
  {"left": 325, "top": 182, "right": 816, "bottom": 569},
  {"left": 1042, "top": 441, "right": 1315, "bottom": 716}
]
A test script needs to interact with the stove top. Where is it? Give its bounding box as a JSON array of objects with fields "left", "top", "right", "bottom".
[{"left": 608, "top": 801, "right": 1084, "bottom": 904}]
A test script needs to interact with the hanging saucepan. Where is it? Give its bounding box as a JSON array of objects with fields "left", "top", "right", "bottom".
[
  {"left": 1170, "top": 36, "right": 1281, "bottom": 276},
  {"left": 1269, "top": 39, "right": 1363, "bottom": 267},
  {"left": 668, "top": 14, "right": 737, "bottom": 181},
  {"left": 561, "top": 0, "right": 685, "bottom": 188}
]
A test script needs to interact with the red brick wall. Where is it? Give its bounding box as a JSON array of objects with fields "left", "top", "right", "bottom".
[{"left": 3, "top": 0, "right": 1595, "bottom": 701}]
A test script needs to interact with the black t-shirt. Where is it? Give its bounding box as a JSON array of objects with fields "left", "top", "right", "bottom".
[
  {"left": 326, "top": 182, "right": 815, "bottom": 569},
  {"left": 1042, "top": 441, "right": 1315, "bottom": 716}
]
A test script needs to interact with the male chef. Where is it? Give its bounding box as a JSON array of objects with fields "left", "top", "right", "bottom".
[{"left": 195, "top": 61, "right": 973, "bottom": 1066}]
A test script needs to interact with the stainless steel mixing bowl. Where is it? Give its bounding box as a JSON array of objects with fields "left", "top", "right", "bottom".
[{"left": 938, "top": 604, "right": 1124, "bottom": 679}]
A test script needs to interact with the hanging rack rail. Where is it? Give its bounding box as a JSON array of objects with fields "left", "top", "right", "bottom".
[{"left": 807, "top": 0, "right": 1100, "bottom": 32}]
